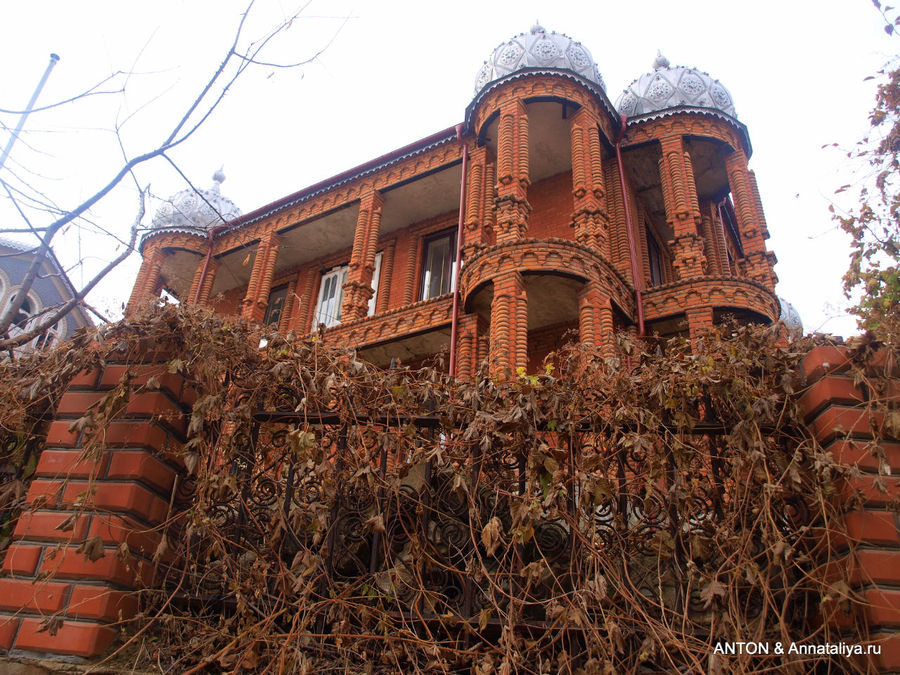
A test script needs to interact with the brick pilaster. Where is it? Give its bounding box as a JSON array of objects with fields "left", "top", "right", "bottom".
[
  {"left": 495, "top": 100, "right": 530, "bottom": 244},
  {"left": 686, "top": 306, "right": 714, "bottom": 343},
  {"left": 570, "top": 108, "right": 609, "bottom": 256},
  {"left": 463, "top": 146, "right": 496, "bottom": 255},
  {"left": 126, "top": 245, "right": 166, "bottom": 315},
  {"left": 489, "top": 272, "right": 527, "bottom": 375},
  {"left": 187, "top": 255, "right": 220, "bottom": 307},
  {"left": 455, "top": 312, "right": 479, "bottom": 380},
  {"left": 241, "top": 231, "right": 281, "bottom": 323},
  {"left": 724, "top": 149, "right": 777, "bottom": 291},
  {"left": 375, "top": 239, "right": 396, "bottom": 316},
  {"left": 578, "top": 282, "right": 614, "bottom": 357},
  {"left": 290, "top": 265, "right": 319, "bottom": 334},
  {"left": 0, "top": 357, "right": 191, "bottom": 658},
  {"left": 658, "top": 135, "right": 706, "bottom": 280},
  {"left": 342, "top": 190, "right": 384, "bottom": 323}
]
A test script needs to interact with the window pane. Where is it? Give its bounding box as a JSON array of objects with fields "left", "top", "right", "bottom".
[
  {"left": 421, "top": 232, "right": 455, "bottom": 300},
  {"left": 367, "top": 252, "right": 383, "bottom": 316},
  {"left": 264, "top": 285, "right": 288, "bottom": 326},
  {"left": 313, "top": 265, "right": 348, "bottom": 328}
]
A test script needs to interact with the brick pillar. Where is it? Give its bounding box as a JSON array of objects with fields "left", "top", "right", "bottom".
[
  {"left": 578, "top": 282, "right": 614, "bottom": 357},
  {"left": 463, "top": 146, "right": 496, "bottom": 255},
  {"left": 489, "top": 272, "right": 527, "bottom": 375},
  {"left": 724, "top": 148, "right": 777, "bottom": 290},
  {"left": 289, "top": 265, "right": 319, "bottom": 334},
  {"left": 0, "top": 357, "right": 191, "bottom": 658},
  {"left": 798, "top": 346, "right": 900, "bottom": 671},
  {"left": 126, "top": 245, "right": 165, "bottom": 315},
  {"left": 277, "top": 278, "right": 298, "bottom": 332},
  {"left": 494, "top": 100, "right": 530, "bottom": 245},
  {"left": 342, "top": 190, "right": 384, "bottom": 323},
  {"left": 375, "top": 239, "right": 396, "bottom": 315},
  {"left": 241, "top": 231, "right": 281, "bottom": 323},
  {"left": 402, "top": 234, "right": 423, "bottom": 306},
  {"left": 187, "top": 256, "right": 220, "bottom": 307},
  {"left": 455, "top": 313, "right": 479, "bottom": 380},
  {"left": 604, "top": 161, "right": 631, "bottom": 281},
  {"left": 700, "top": 201, "right": 729, "bottom": 276},
  {"left": 686, "top": 306, "right": 713, "bottom": 343},
  {"left": 570, "top": 108, "right": 610, "bottom": 256},
  {"left": 658, "top": 135, "right": 707, "bottom": 280}
]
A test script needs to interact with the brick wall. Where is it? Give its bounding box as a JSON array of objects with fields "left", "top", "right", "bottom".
[
  {"left": 527, "top": 321, "right": 578, "bottom": 373},
  {"left": 0, "top": 356, "right": 190, "bottom": 658},
  {"left": 798, "top": 345, "right": 900, "bottom": 671},
  {"left": 527, "top": 172, "right": 574, "bottom": 241}
]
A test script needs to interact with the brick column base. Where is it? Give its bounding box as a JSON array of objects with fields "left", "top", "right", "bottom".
[
  {"left": 799, "top": 346, "right": 900, "bottom": 671},
  {"left": 0, "top": 359, "right": 191, "bottom": 658}
]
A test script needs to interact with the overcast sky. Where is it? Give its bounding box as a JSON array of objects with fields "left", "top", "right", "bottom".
[{"left": 0, "top": 0, "right": 894, "bottom": 336}]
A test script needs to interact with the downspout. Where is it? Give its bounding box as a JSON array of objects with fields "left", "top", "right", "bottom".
[
  {"left": 192, "top": 224, "right": 228, "bottom": 304},
  {"left": 614, "top": 114, "right": 645, "bottom": 337},
  {"left": 448, "top": 124, "right": 469, "bottom": 378}
]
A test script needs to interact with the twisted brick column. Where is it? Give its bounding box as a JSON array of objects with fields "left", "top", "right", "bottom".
[
  {"left": 724, "top": 149, "right": 777, "bottom": 290},
  {"left": 463, "top": 146, "right": 496, "bottom": 255},
  {"left": 342, "top": 191, "right": 384, "bottom": 322},
  {"left": 578, "top": 282, "right": 614, "bottom": 357},
  {"left": 495, "top": 100, "right": 530, "bottom": 244},
  {"left": 374, "top": 239, "right": 395, "bottom": 315},
  {"left": 290, "top": 265, "right": 320, "bottom": 334},
  {"left": 570, "top": 108, "right": 609, "bottom": 256},
  {"left": 455, "top": 313, "right": 479, "bottom": 380},
  {"left": 658, "top": 135, "right": 707, "bottom": 280},
  {"left": 489, "top": 272, "right": 527, "bottom": 375},
  {"left": 187, "top": 256, "right": 220, "bottom": 307},
  {"left": 125, "top": 245, "right": 166, "bottom": 315},
  {"left": 241, "top": 231, "right": 281, "bottom": 323}
]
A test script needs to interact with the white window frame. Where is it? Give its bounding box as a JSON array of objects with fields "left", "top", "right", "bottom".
[
  {"left": 367, "top": 251, "right": 383, "bottom": 317},
  {"left": 313, "top": 264, "right": 349, "bottom": 328}
]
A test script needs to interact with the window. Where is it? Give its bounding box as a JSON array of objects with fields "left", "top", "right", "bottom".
[
  {"left": 313, "top": 265, "right": 348, "bottom": 328},
  {"left": 646, "top": 225, "right": 663, "bottom": 287},
  {"left": 264, "top": 285, "right": 289, "bottom": 326},
  {"left": 420, "top": 230, "right": 456, "bottom": 301}
]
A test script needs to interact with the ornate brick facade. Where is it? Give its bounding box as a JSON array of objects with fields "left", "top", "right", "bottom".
[{"left": 129, "top": 27, "right": 781, "bottom": 376}]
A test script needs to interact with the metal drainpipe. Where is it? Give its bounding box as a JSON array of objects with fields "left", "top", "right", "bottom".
[
  {"left": 614, "top": 114, "right": 645, "bottom": 337},
  {"left": 0, "top": 53, "right": 59, "bottom": 173},
  {"left": 192, "top": 224, "right": 228, "bottom": 304},
  {"left": 448, "top": 124, "right": 469, "bottom": 378}
]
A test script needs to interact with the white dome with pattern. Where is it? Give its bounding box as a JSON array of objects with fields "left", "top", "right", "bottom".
[
  {"left": 474, "top": 23, "right": 605, "bottom": 97},
  {"left": 616, "top": 53, "right": 737, "bottom": 119},
  {"left": 151, "top": 169, "right": 242, "bottom": 232}
]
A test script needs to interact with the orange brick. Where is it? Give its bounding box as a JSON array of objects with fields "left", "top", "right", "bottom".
[
  {"left": 67, "top": 369, "right": 100, "bottom": 389},
  {"left": 0, "top": 579, "right": 69, "bottom": 613},
  {"left": 13, "top": 511, "right": 89, "bottom": 543},
  {"left": 800, "top": 345, "right": 851, "bottom": 384},
  {"left": 15, "top": 618, "right": 115, "bottom": 657},
  {"left": 40, "top": 547, "right": 150, "bottom": 588},
  {"left": 844, "top": 510, "right": 900, "bottom": 548},
  {"left": 35, "top": 449, "right": 107, "bottom": 480},
  {"left": 1, "top": 545, "right": 43, "bottom": 576},
  {"left": 44, "top": 421, "right": 80, "bottom": 448},
  {"left": 0, "top": 616, "right": 19, "bottom": 650},
  {"left": 865, "top": 587, "right": 900, "bottom": 627},
  {"left": 797, "top": 375, "right": 865, "bottom": 422},
  {"left": 55, "top": 391, "right": 106, "bottom": 416},
  {"left": 106, "top": 451, "right": 176, "bottom": 494},
  {"left": 67, "top": 586, "right": 138, "bottom": 622},
  {"left": 61, "top": 481, "right": 170, "bottom": 524},
  {"left": 871, "top": 631, "right": 900, "bottom": 671},
  {"left": 87, "top": 514, "right": 162, "bottom": 558},
  {"left": 829, "top": 440, "right": 900, "bottom": 473}
]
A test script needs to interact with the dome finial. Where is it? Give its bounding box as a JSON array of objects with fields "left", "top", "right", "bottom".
[
  {"left": 212, "top": 166, "right": 226, "bottom": 185},
  {"left": 530, "top": 21, "right": 546, "bottom": 35},
  {"left": 653, "top": 51, "right": 670, "bottom": 70}
]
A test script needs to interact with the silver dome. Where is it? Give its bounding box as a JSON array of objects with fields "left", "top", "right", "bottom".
[
  {"left": 474, "top": 23, "right": 605, "bottom": 97},
  {"left": 151, "top": 169, "right": 242, "bottom": 232},
  {"left": 616, "top": 54, "right": 737, "bottom": 119},
  {"left": 778, "top": 297, "right": 803, "bottom": 337}
]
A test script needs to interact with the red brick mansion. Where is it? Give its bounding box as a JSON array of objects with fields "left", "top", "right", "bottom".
[{"left": 129, "top": 24, "right": 787, "bottom": 372}]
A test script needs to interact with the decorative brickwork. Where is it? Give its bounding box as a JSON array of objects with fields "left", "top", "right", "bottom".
[
  {"left": 489, "top": 271, "right": 527, "bottom": 373},
  {"left": 658, "top": 135, "right": 706, "bottom": 279},
  {"left": 342, "top": 190, "right": 384, "bottom": 322},
  {"left": 570, "top": 107, "right": 610, "bottom": 255},
  {"left": 241, "top": 231, "right": 281, "bottom": 322}
]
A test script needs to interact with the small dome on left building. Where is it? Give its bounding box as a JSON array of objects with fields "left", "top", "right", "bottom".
[{"left": 151, "top": 169, "right": 242, "bottom": 232}]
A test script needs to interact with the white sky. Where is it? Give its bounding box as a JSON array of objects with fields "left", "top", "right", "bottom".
[{"left": 0, "top": 0, "right": 894, "bottom": 336}]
